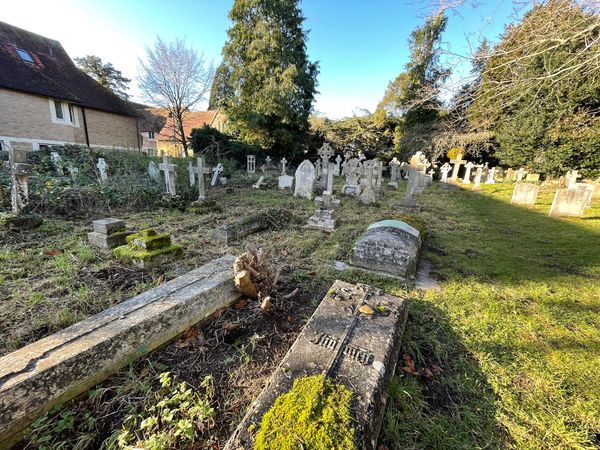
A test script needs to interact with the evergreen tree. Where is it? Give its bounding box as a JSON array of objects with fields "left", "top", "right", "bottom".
[
  {"left": 220, "top": 0, "right": 319, "bottom": 154},
  {"left": 375, "top": 12, "right": 450, "bottom": 156},
  {"left": 208, "top": 63, "right": 234, "bottom": 110},
  {"left": 74, "top": 55, "right": 131, "bottom": 100}
]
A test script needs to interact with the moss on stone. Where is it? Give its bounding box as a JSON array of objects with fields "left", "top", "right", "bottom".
[
  {"left": 114, "top": 229, "right": 182, "bottom": 268},
  {"left": 253, "top": 375, "right": 356, "bottom": 450},
  {"left": 398, "top": 214, "right": 427, "bottom": 240}
]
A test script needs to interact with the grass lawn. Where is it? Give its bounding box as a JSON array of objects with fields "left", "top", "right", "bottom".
[{"left": 2, "top": 179, "right": 599, "bottom": 449}]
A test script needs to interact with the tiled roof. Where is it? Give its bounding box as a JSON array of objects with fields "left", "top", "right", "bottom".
[
  {"left": 0, "top": 21, "right": 138, "bottom": 117},
  {"left": 146, "top": 108, "right": 219, "bottom": 141}
]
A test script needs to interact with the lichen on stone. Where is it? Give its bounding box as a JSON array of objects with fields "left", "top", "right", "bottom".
[
  {"left": 253, "top": 374, "right": 357, "bottom": 450},
  {"left": 113, "top": 228, "right": 182, "bottom": 267}
]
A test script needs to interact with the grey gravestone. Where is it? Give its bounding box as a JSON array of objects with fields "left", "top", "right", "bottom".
[
  {"left": 96, "top": 158, "right": 108, "bottom": 183},
  {"left": 307, "top": 169, "right": 340, "bottom": 232},
  {"left": 573, "top": 183, "right": 595, "bottom": 208},
  {"left": 211, "top": 163, "right": 224, "bottom": 187},
  {"left": 278, "top": 157, "right": 294, "bottom": 190},
  {"left": 190, "top": 157, "right": 211, "bottom": 201},
  {"left": 516, "top": 167, "right": 527, "bottom": 182},
  {"left": 526, "top": 173, "right": 540, "bottom": 182},
  {"left": 398, "top": 168, "right": 421, "bottom": 211},
  {"left": 88, "top": 218, "right": 132, "bottom": 249},
  {"left": 350, "top": 220, "right": 421, "bottom": 279},
  {"left": 511, "top": 183, "right": 540, "bottom": 205},
  {"left": 50, "top": 151, "right": 63, "bottom": 175},
  {"left": 342, "top": 157, "right": 363, "bottom": 196},
  {"left": 333, "top": 154, "right": 343, "bottom": 176},
  {"left": 8, "top": 147, "right": 32, "bottom": 214},
  {"left": 148, "top": 161, "right": 160, "bottom": 182},
  {"left": 359, "top": 160, "right": 380, "bottom": 205},
  {"left": 294, "top": 160, "right": 316, "bottom": 199},
  {"left": 549, "top": 189, "right": 592, "bottom": 218},
  {"left": 225, "top": 280, "right": 409, "bottom": 450},
  {"left": 159, "top": 155, "right": 178, "bottom": 196},
  {"left": 486, "top": 167, "right": 496, "bottom": 184}
]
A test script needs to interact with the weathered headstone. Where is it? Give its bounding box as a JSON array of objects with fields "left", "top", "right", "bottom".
[
  {"left": 388, "top": 157, "right": 401, "bottom": 189},
  {"left": 359, "top": 160, "right": 380, "bottom": 205},
  {"left": 317, "top": 142, "right": 335, "bottom": 189},
  {"left": 294, "top": 160, "right": 316, "bottom": 199},
  {"left": 148, "top": 161, "right": 160, "bottom": 182},
  {"left": 516, "top": 167, "right": 527, "bottom": 182},
  {"left": 450, "top": 153, "right": 466, "bottom": 180},
  {"left": 211, "top": 163, "right": 224, "bottom": 187},
  {"left": 247, "top": 155, "right": 256, "bottom": 174},
  {"left": 473, "top": 165, "right": 483, "bottom": 190},
  {"left": 463, "top": 161, "right": 474, "bottom": 184},
  {"left": 188, "top": 161, "right": 196, "bottom": 186},
  {"left": 511, "top": 183, "right": 540, "bottom": 205},
  {"left": 96, "top": 158, "right": 108, "bottom": 182},
  {"left": 333, "top": 154, "right": 343, "bottom": 176},
  {"left": 225, "top": 280, "right": 408, "bottom": 450},
  {"left": 486, "top": 167, "right": 496, "bottom": 184},
  {"left": 8, "top": 146, "right": 32, "bottom": 215},
  {"left": 572, "top": 183, "right": 595, "bottom": 208},
  {"left": 342, "top": 157, "right": 363, "bottom": 196},
  {"left": 159, "top": 155, "right": 178, "bottom": 196},
  {"left": 440, "top": 162, "right": 452, "bottom": 183},
  {"left": 307, "top": 169, "right": 340, "bottom": 232},
  {"left": 398, "top": 168, "right": 421, "bottom": 211},
  {"left": 549, "top": 188, "right": 592, "bottom": 218},
  {"left": 350, "top": 220, "right": 422, "bottom": 279},
  {"left": 278, "top": 174, "right": 294, "bottom": 190},
  {"left": 87, "top": 218, "right": 132, "bottom": 249},
  {"left": 409, "top": 151, "right": 429, "bottom": 173},
  {"left": 565, "top": 170, "right": 581, "bottom": 188},
  {"left": 114, "top": 228, "right": 182, "bottom": 268},
  {"left": 190, "top": 157, "right": 211, "bottom": 201},
  {"left": 506, "top": 168, "right": 515, "bottom": 182}
]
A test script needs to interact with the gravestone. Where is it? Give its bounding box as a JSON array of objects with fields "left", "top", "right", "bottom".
[
  {"left": 516, "top": 167, "right": 527, "bottom": 182},
  {"left": 342, "top": 157, "right": 363, "bottom": 196},
  {"left": 159, "top": 155, "right": 178, "bottom": 196},
  {"left": 294, "top": 160, "right": 316, "bottom": 199},
  {"left": 317, "top": 143, "right": 335, "bottom": 190},
  {"left": 398, "top": 168, "right": 421, "bottom": 211},
  {"left": 473, "top": 165, "right": 483, "bottom": 191},
  {"left": 8, "top": 147, "right": 32, "bottom": 214},
  {"left": 565, "top": 170, "right": 581, "bottom": 188},
  {"left": 440, "top": 162, "right": 452, "bottom": 183},
  {"left": 450, "top": 153, "right": 466, "bottom": 180},
  {"left": 96, "top": 158, "right": 108, "bottom": 182},
  {"left": 87, "top": 218, "right": 132, "bottom": 249},
  {"left": 572, "top": 183, "right": 595, "bottom": 208},
  {"left": 307, "top": 169, "right": 340, "bottom": 232},
  {"left": 211, "top": 163, "right": 224, "bottom": 187},
  {"left": 409, "top": 151, "right": 429, "bottom": 173},
  {"left": 486, "top": 167, "right": 496, "bottom": 184},
  {"left": 148, "top": 161, "right": 160, "bottom": 182},
  {"left": 225, "top": 280, "right": 408, "bottom": 450},
  {"left": 506, "top": 168, "right": 515, "bottom": 182},
  {"left": 247, "top": 155, "right": 256, "bottom": 174},
  {"left": 463, "top": 161, "right": 474, "bottom": 184},
  {"left": 549, "top": 189, "right": 592, "bottom": 218},
  {"left": 333, "top": 154, "right": 343, "bottom": 176},
  {"left": 50, "top": 151, "right": 63, "bottom": 175},
  {"left": 388, "top": 157, "right": 401, "bottom": 189},
  {"left": 252, "top": 176, "right": 265, "bottom": 189},
  {"left": 350, "top": 220, "right": 422, "bottom": 279},
  {"left": 278, "top": 158, "right": 294, "bottom": 190},
  {"left": 114, "top": 229, "right": 182, "bottom": 268},
  {"left": 187, "top": 161, "right": 196, "bottom": 186},
  {"left": 511, "top": 183, "right": 540, "bottom": 205},
  {"left": 526, "top": 173, "right": 540, "bottom": 182},
  {"left": 190, "top": 157, "right": 211, "bottom": 201},
  {"left": 359, "top": 160, "right": 380, "bottom": 205}
]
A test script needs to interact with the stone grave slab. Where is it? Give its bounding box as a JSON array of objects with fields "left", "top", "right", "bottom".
[
  {"left": 278, "top": 174, "right": 294, "bottom": 190},
  {"left": 0, "top": 255, "right": 241, "bottom": 449},
  {"left": 87, "top": 218, "right": 132, "bottom": 250},
  {"left": 549, "top": 189, "right": 592, "bottom": 218},
  {"left": 225, "top": 280, "right": 409, "bottom": 450},
  {"left": 113, "top": 228, "right": 182, "bottom": 268},
  {"left": 511, "top": 183, "right": 540, "bottom": 205},
  {"left": 349, "top": 220, "right": 422, "bottom": 280}
]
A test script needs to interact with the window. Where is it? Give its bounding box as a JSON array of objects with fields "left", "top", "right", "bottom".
[
  {"left": 68, "top": 104, "right": 75, "bottom": 123},
  {"left": 148, "top": 131, "right": 155, "bottom": 139},
  {"left": 16, "top": 48, "right": 34, "bottom": 63},
  {"left": 55, "top": 101, "right": 64, "bottom": 119}
]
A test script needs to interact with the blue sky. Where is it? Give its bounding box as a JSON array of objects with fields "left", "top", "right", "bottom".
[{"left": 3, "top": 0, "right": 523, "bottom": 118}]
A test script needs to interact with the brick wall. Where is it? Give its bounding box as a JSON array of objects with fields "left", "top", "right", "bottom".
[{"left": 85, "top": 109, "right": 140, "bottom": 149}]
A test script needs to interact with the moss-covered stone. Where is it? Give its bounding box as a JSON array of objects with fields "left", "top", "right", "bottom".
[
  {"left": 114, "top": 229, "right": 182, "bottom": 268},
  {"left": 0, "top": 213, "right": 43, "bottom": 231},
  {"left": 254, "top": 375, "right": 356, "bottom": 450}
]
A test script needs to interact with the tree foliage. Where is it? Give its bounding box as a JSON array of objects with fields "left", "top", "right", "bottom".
[
  {"left": 469, "top": 0, "right": 600, "bottom": 175},
  {"left": 74, "top": 55, "right": 130, "bottom": 99},
  {"left": 138, "top": 37, "right": 215, "bottom": 156},
  {"left": 220, "top": 0, "right": 319, "bottom": 155},
  {"left": 208, "top": 63, "right": 234, "bottom": 110}
]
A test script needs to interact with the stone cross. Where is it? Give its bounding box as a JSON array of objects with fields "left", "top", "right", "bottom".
[
  {"left": 516, "top": 167, "right": 527, "bottom": 182},
  {"left": 567, "top": 170, "right": 581, "bottom": 189},
  {"left": 318, "top": 143, "right": 335, "bottom": 187},
  {"left": 280, "top": 157, "right": 288, "bottom": 176},
  {"left": 50, "top": 151, "right": 63, "bottom": 175},
  {"left": 315, "top": 159, "right": 322, "bottom": 178},
  {"left": 333, "top": 154, "right": 343, "bottom": 176},
  {"left": 247, "top": 155, "right": 256, "bottom": 174},
  {"left": 463, "top": 162, "right": 474, "bottom": 184},
  {"left": 159, "top": 154, "right": 178, "bottom": 196},
  {"left": 191, "top": 157, "right": 211, "bottom": 200},
  {"left": 9, "top": 146, "right": 33, "bottom": 214},
  {"left": 211, "top": 163, "right": 224, "bottom": 187},
  {"left": 440, "top": 163, "right": 452, "bottom": 183},
  {"left": 341, "top": 158, "right": 363, "bottom": 197},
  {"left": 148, "top": 161, "right": 160, "bottom": 181},
  {"left": 265, "top": 156, "right": 273, "bottom": 168},
  {"left": 389, "top": 157, "right": 401, "bottom": 182},
  {"left": 188, "top": 161, "right": 195, "bottom": 186},
  {"left": 473, "top": 165, "right": 483, "bottom": 189},
  {"left": 96, "top": 158, "right": 108, "bottom": 182},
  {"left": 450, "top": 153, "right": 467, "bottom": 180},
  {"left": 486, "top": 167, "right": 496, "bottom": 184}
]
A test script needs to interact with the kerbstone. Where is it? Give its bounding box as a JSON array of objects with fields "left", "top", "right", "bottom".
[
  {"left": 225, "top": 280, "right": 409, "bottom": 450},
  {"left": 350, "top": 220, "right": 421, "bottom": 279},
  {"left": 0, "top": 255, "right": 241, "bottom": 449}
]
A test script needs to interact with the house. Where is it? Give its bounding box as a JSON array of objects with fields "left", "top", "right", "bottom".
[
  {"left": 145, "top": 108, "right": 227, "bottom": 157},
  {"left": 132, "top": 103, "right": 166, "bottom": 156},
  {"left": 0, "top": 21, "right": 141, "bottom": 153}
]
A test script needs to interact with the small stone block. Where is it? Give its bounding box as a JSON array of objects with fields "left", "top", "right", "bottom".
[
  {"left": 92, "top": 218, "right": 126, "bottom": 235},
  {"left": 0, "top": 213, "right": 43, "bottom": 231},
  {"left": 306, "top": 209, "right": 336, "bottom": 232},
  {"left": 132, "top": 234, "right": 172, "bottom": 251},
  {"left": 87, "top": 231, "right": 132, "bottom": 250}
]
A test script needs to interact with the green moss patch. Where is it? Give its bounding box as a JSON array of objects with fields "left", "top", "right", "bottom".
[{"left": 254, "top": 375, "right": 356, "bottom": 450}]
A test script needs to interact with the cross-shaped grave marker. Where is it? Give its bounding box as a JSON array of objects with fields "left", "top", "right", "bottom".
[
  {"left": 463, "top": 161, "right": 475, "bottom": 184},
  {"left": 159, "top": 154, "right": 178, "bottom": 196},
  {"left": 280, "top": 157, "right": 288, "bottom": 175},
  {"left": 96, "top": 158, "right": 108, "bottom": 183},
  {"left": 190, "top": 157, "right": 211, "bottom": 200},
  {"left": 450, "top": 153, "right": 467, "bottom": 180},
  {"left": 211, "top": 163, "right": 224, "bottom": 187},
  {"left": 440, "top": 162, "right": 452, "bottom": 182}
]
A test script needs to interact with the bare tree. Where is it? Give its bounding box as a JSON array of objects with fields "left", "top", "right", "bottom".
[{"left": 138, "top": 37, "right": 214, "bottom": 156}]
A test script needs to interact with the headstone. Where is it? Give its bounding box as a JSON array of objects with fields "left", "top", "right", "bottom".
[
  {"left": 350, "top": 220, "right": 422, "bottom": 279},
  {"left": 342, "top": 157, "right": 363, "bottom": 196},
  {"left": 398, "top": 168, "right": 421, "bottom": 211},
  {"left": 409, "top": 151, "right": 429, "bottom": 173},
  {"left": 473, "top": 165, "right": 483, "bottom": 190},
  {"left": 188, "top": 161, "right": 196, "bottom": 186},
  {"left": 278, "top": 175, "right": 294, "bottom": 190},
  {"left": 359, "top": 160, "right": 379, "bottom": 205},
  {"left": 294, "top": 160, "right": 316, "bottom": 199},
  {"left": 307, "top": 169, "right": 340, "bottom": 232},
  {"left": 247, "top": 155, "right": 256, "bottom": 174},
  {"left": 8, "top": 146, "right": 32, "bottom": 214},
  {"left": 450, "top": 153, "right": 466, "bottom": 180},
  {"left": 211, "top": 163, "right": 224, "bottom": 187},
  {"left": 114, "top": 228, "right": 182, "bottom": 268},
  {"left": 463, "top": 161, "right": 474, "bottom": 184},
  {"left": 265, "top": 156, "right": 273, "bottom": 168},
  {"left": 565, "top": 170, "right": 581, "bottom": 188},
  {"left": 388, "top": 157, "right": 401, "bottom": 189},
  {"left": 526, "top": 173, "right": 540, "bottom": 182},
  {"left": 159, "top": 155, "right": 178, "bottom": 196},
  {"left": 225, "top": 280, "right": 408, "bottom": 450},
  {"left": 516, "top": 167, "right": 527, "bottom": 182},
  {"left": 96, "top": 158, "right": 108, "bottom": 182},
  {"left": 87, "top": 218, "right": 132, "bottom": 249},
  {"left": 219, "top": 176, "right": 228, "bottom": 186},
  {"left": 549, "top": 189, "right": 592, "bottom": 218},
  {"left": 317, "top": 143, "right": 335, "bottom": 189},
  {"left": 252, "top": 176, "right": 265, "bottom": 189},
  {"left": 486, "top": 167, "right": 496, "bottom": 184},
  {"left": 148, "top": 161, "right": 160, "bottom": 182},
  {"left": 440, "top": 162, "right": 452, "bottom": 183},
  {"left": 315, "top": 159, "right": 322, "bottom": 179},
  {"left": 506, "top": 168, "right": 515, "bottom": 182},
  {"left": 333, "top": 154, "right": 343, "bottom": 176},
  {"left": 190, "top": 157, "right": 211, "bottom": 201},
  {"left": 571, "top": 183, "right": 595, "bottom": 208},
  {"left": 50, "top": 151, "right": 63, "bottom": 175},
  {"left": 511, "top": 183, "right": 540, "bottom": 205}
]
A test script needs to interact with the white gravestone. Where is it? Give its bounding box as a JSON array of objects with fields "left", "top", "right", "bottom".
[
  {"left": 516, "top": 167, "right": 527, "bottom": 182},
  {"left": 450, "top": 153, "right": 466, "bottom": 180},
  {"left": 278, "top": 157, "right": 294, "bottom": 190},
  {"left": 188, "top": 161, "right": 196, "bottom": 186},
  {"left": 333, "top": 154, "right": 343, "bottom": 176},
  {"left": 211, "top": 163, "right": 224, "bottom": 187},
  {"left": 294, "top": 160, "right": 316, "bottom": 199},
  {"left": 486, "top": 167, "right": 496, "bottom": 184},
  {"left": 440, "top": 163, "right": 452, "bottom": 183},
  {"left": 159, "top": 155, "right": 178, "bottom": 196},
  {"left": 247, "top": 155, "right": 256, "bottom": 174},
  {"left": 572, "top": 183, "right": 594, "bottom": 208},
  {"left": 190, "top": 157, "right": 211, "bottom": 201},
  {"left": 549, "top": 189, "right": 592, "bottom": 218},
  {"left": 473, "top": 166, "right": 483, "bottom": 189},
  {"left": 96, "top": 158, "right": 108, "bottom": 182},
  {"left": 511, "top": 183, "right": 540, "bottom": 205},
  {"left": 463, "top": 162, "right": 474, "bottom": 184}
]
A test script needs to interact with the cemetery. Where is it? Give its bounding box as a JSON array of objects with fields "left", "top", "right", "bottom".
[{"left": 0, "top": 142, "right": 599, "bottom": 450}]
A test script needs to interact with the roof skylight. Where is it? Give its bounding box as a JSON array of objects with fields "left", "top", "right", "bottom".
[{"left": 16, "top": 48, "right": 34, "bottom": 63}]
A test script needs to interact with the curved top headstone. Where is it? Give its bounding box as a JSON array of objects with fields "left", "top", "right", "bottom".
[
  {"left": 366, "top": 220, "right": 420, "bottom": 239},
  {"left": 294, "top": 160, "right": 316, "bottom": 200}
]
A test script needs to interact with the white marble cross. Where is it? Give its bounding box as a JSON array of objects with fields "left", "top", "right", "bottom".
[
  {"left": 473, "top": 165, "right": 483, "bottom": 188},
  {"left": 486, "top": 167, "right": 496, "bottom": 184},
  {"left": 96, "top": 158, "right": 108, "bottom": 182},
  {"left": 191, "top": 157, "right": 211, "bottom": 200},
  {"left": 450, "top": 153, "right": 467, "bottom": 180},
  {"left": 463, "top": 161, "right": 474, "bottom": 184},
  {"left": 567, "top": 170, "right": 582, "bottom": 189},
  {"left": 188, "top": 161, "right": 196, "bottom": 186},
  {"left": 516, "top": 167, "right": 527, "bottom": 182},
  {"left": 280, "top": 157, "right": 288, "bottom": 175},
  {"left": 211, "top": 163, "right": 224, "bottom": 187},
  {"left": 333, "top": 154, "right": 343, "bottom": 176},
  {"left": 440, "top": 163, "right": 452, "bottom": 182},
  {"left": 159, "top": 154, "right": 178, "bottom": 196}
]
